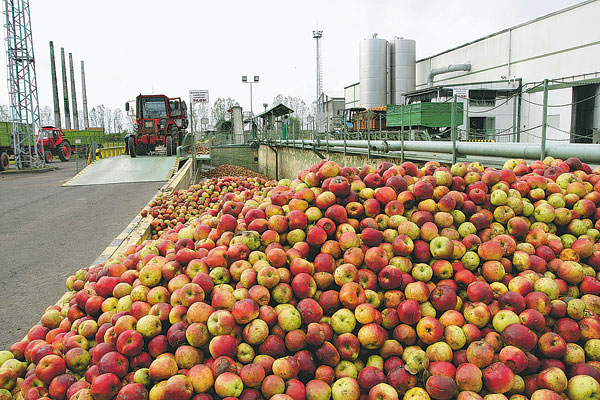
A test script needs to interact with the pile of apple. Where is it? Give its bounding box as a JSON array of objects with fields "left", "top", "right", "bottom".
[
  {"left": 144, "top": 176, "right": 276, "bottom": 239},
  {"left": 4, "top": 156, "right": 600, "bottom": 400},
  {"left": 195, "top": 145, "right": 210, "bottom": 155},
  {"left": 205, "top": 165, "right": 270, "bottom": 180}
]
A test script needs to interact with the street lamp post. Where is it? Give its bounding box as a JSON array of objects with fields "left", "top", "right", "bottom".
[{"left": 242, "top": 75, "right": 259, "bottom": 117}]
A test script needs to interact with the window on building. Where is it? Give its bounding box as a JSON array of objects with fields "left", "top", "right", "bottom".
[{"left": 468, "top": 90, "right": 496, "bottom": 107}]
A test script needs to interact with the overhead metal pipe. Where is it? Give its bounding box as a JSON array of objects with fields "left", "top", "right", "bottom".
[
  {"left": 427, "top": 64, "right": 471, "bottom": 87},
  {"left": 275, "top": 140, "right": 600, "bottom": 164}
]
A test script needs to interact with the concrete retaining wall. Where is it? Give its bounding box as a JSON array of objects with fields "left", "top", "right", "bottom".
[{"left": 257, "top": 145, "right": 400, "bottom": 180}]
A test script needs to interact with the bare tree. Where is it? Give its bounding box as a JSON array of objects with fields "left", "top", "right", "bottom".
[
  {"left": 211, "top": 97, "right": 239, "bottom": 123},
  {"left": 0, "top": 105, "right": 9, "bottom": 121},
  {"left": 105, "top": 108, "right": 113, "bottom": 133},
  {"left": 40, "top": 106, "right": 53, "bottom": 127},
  {"left": 89, "top": 107, "right": 98, "bottom": 128},
  {"left": 113, "top": 109, "right": 124, "bottom": 133},
  {"left": 271, "top": 95, "right": 308, "bottom": 126},
  {"left": 77, "top": 110, "right": 85, "bottom": 129},
  {"left": 96, "top": 105, "right": 106, "bottom": 129},
  {"left": 272, "top": 94, "right": 285, "bottom": 106},
  {"left": 192, "top": 102, "right": 210, "bottom": 132}
]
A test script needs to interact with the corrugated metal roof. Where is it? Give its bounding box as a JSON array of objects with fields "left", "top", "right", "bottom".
[{"left": 255, "top": 103, "right": 294, "bottom": 119}]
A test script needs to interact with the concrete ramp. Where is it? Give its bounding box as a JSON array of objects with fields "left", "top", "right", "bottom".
[{"left": 63, "top": 155, "right": 178, "bottom": 186}]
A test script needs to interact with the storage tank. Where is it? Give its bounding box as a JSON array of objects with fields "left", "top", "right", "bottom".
[
  {"left": 390, "top": 37, "right": 416, "bottom": 105},
  {"left": 359, "top": 34, "right": 389, "bottom": 109}
]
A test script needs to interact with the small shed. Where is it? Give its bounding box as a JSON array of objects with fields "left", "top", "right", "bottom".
[{"left": 254, "top": 103, "right": 294, "bottom": 139}]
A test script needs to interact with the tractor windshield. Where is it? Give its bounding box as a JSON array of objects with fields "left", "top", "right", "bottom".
[{"left": 141, "top": 97, "right": 167, "bottom": 119}]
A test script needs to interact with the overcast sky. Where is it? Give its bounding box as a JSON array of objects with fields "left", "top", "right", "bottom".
[{"left": 0, "top": 0, "right": 581, "bottom": 119}]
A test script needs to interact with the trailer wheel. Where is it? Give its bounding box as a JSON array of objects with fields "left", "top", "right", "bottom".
[
  {"left": 166, "top": 136, "right": 173, "bottom": 157},
  {"left": 0, "top": 151, "right": 8, "bottom": 171},
  {"left": 128, "top": 138, "right": 136, "bottom": 158},
  {"left": 44, "top": 150, "right": 53, "bottom": 164},
  {"left": 58, "top": 142, "right": 71, "bottom": 161}
]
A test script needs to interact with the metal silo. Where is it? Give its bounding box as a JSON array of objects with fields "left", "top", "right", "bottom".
[
  {"left": 390, "top": 37, "right": 416, "bottom": 105},
  {"left": 359, "top": 34, "right": 389, "bottom": 109}
]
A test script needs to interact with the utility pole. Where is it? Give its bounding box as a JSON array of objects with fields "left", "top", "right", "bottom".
[{"left": 313, "top": 29, "right": 323, "bottom": 133}]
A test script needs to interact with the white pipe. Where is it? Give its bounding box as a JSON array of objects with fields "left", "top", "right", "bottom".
[{"left": 427, "top": 64, "right": 472, "bottom": 87}]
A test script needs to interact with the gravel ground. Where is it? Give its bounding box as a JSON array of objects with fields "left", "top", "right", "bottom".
[{"left": 0, "top": 161, "right": 164, "bottom": 349}]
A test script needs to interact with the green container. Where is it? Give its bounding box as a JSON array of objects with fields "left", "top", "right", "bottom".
[
  {"left": 0, "top": 121, "right": 124, "bottom": 151},
  {"left": 0, "top": 122, "right": 11, "bottom": 147},
  {"left": 386, "top": 103, "right": 464, "bottom": 128}
]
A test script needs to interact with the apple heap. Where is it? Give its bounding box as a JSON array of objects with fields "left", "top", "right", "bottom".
[
  {"left": 195, "top": 145, "right": 210, "bottom": 155},
  {"left": 4, "top": 156, "right": 600, "bottom": 400},
  {"left": 145, "top": 175, "right": 276, "bottom": 239},
  {"left": 205, "top": 165, "right": 271, "bottom": 180}
]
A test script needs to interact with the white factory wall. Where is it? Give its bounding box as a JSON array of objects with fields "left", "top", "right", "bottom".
[
  {"left": 344, "top": 84, "right": 360, "bottom": 109},
  {"left": 417, "top": 1, "right": 600, "bottom": 88},
  {"left": 415, "top": 0, "right": 600, "bottom": 143}
]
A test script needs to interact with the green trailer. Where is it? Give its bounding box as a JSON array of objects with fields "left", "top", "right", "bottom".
[
  {"left": 0, "top": 122, "right": 125, "bottom": 170},
  {"left": 0, "top": 123, "right": 11, "bottom": 169},
  {"left": 386, "top": 103, "right": 464, "bottom": 129},
  {"left": 61, "top": 128, "right": 124, "bottom": 151}
]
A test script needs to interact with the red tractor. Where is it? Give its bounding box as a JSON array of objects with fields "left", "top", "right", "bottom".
[
  {"left": 125, "top": 94, "right": 188, "bottom": 157},
  {"left": 38, "top": 126, "right": 72, "bottom": 163}
]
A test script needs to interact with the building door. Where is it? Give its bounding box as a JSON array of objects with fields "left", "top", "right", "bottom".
[
  {"left": 469, "top": 117, "right": 495, "bottom": 140},
  {"left": 571, "top": 84, "right": 599, "bottom": 143}
]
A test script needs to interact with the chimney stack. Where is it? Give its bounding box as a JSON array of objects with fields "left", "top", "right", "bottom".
[
  {"left": 49, "top": 42, "right": 61, "bottom": 128},
  {"left": 69, "top": 53, "right": 79, "bottom": 130},
  {"left": 81, "top": 61, "right": 89, "bottom": 129},
  {"left": 60, "top": 48, "right": 71, "bottom": 129}
]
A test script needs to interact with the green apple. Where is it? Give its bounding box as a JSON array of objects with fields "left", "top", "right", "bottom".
[
  {"left": 331, "top": 309, "right": 356, "bottom": 334},
  {"left": 492, "top": 310, "right": 520, "bottom": 333}
]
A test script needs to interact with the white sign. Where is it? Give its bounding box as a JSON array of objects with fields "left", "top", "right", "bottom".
[
  {"left": 454, "top": 88, "right": 469, "bottom": 99},
  {"left": 75, "top": 139, "right": 81, "bottom": 144},
  {"left": 190, "top": 90, "right": 209, "bottom": 103},
  {"left": 201, "top": 117, "right": 209, "bottom": 125}
]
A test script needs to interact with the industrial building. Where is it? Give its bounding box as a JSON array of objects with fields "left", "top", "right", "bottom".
[
  {"left": 344, "top": 0, "right": 600, "bottom": 144},
  {"left": 318, "top": 92, "right": 345, "bottom": 131}
]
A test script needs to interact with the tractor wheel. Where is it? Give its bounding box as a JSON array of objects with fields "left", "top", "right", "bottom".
[
  {"left": 0, "top": 151, "right": 8, "bottom": 171},
  {"left": 166, "top": 136, "right": 173, "bottom": 157},
  {"left": 128, "top": 138, "right": 136, "bottom": 158},
  {"left": 44, "top": 150, "right": 53, "bottom": 164},
  {"left": 58, "top": 142, "right": 71, "bottom": 161},
  {"left": 171, "top": 135, "right": 178, "bottom": 155}
]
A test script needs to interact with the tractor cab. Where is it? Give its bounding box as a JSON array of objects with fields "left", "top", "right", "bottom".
[
  {"left": 39, "top": 126, "right": 63, "bottom": 147},
  {"left": 37, "top": 126, "right": 71, "bottom": 163},
  {"left": 343, "top": 107, "right": 366, "bottom": 133},
  {"left": 124, "top": 94, "right": 189, "bottom": 157}
]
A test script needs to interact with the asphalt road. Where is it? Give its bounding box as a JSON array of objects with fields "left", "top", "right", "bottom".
[{"left": 0, "top": 160, "right": 164, "bottom": 350}]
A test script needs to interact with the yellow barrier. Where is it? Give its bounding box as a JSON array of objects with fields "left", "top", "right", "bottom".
[
  {"left": 467, "top": 139, "right": 496, "bottom": 142},
  {"left": 87, "top": 146, "right": 126, "bottom": 164}
]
